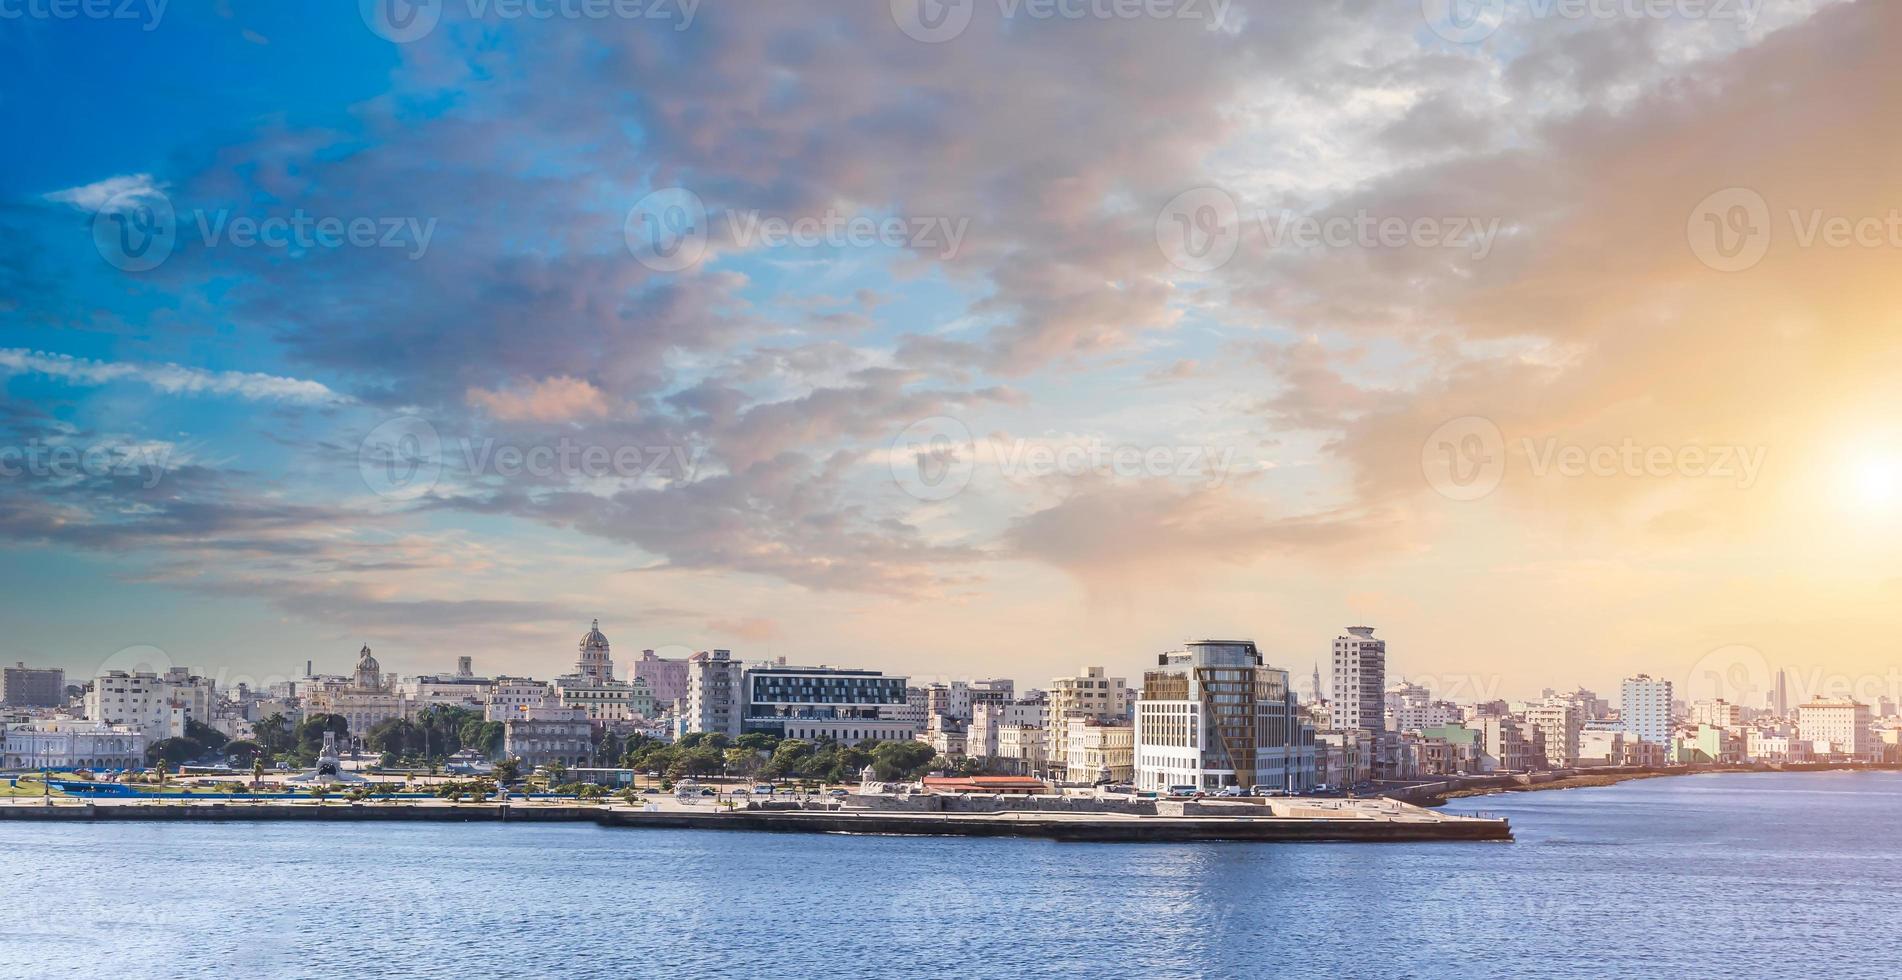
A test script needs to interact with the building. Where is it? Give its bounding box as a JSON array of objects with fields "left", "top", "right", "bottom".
[
  {"left": 1416, "top": 724, "right": 1480, "bottom": 775},
  {"left": 1386, "top": 681, "right": 1460, "bottom": 733},
  {"left": 993, "top": 723, "right": 1047, "bottom": 775},
  {"left": 1798, "top": 698, "right": 1874, "bottom": 761},
  {"left": 1474, "top": 715, "right": 1537, "bottom": 772},
  {"left": 968, "top": 699, "right": 1049, "bottom": 762},
  {"left": 1133, "top": 640, "right": 1317, "bottom": 794},
  {"left": 740, "top": 662, "right": 913, "bottom": 743},
  {"left": 1675, "top": 723, "right": 1744, "bottom": 764},
  {"left": 1045, "top": 666, "right": 1132, "bottom": 778},
  {"left": 1690, "top": 699, "right": 1744, "bottom": 730},
  {"left": 503, "top": 705, "right": 593, "bottom": 770},
  {"left": 633, "top": 650, "right": 690, "bottom": 707},
  {"left": 1523, "top": 700, "right": 1582, "bottom": 769},
  {"left": 486, "top": 677, "right": 552, "bottom": 722},
  {"left": 1063, "top": 718, "right": 1134, "bottom": 784},
  {"left": 683, "top": 649, "right": 743, "bottom": 738},
  {"left": 303, "top": 646, "right": 410, "bottom": 740},
  {"left": 1330, "top": 627, "right": 1386, "bottom": 733},
  {"left": 553, "top": 622, "right": 654, "bottom": 723},
  {"left": 1621, "top": 674, "right": 1675, "bottom": 753},
  {"left": 4, "top": 719, "right": 146, "bottom": 771},
  {"left": 1, "top": 663, "right": 65, "bottom": 708},
  {"left": 1577, "top": 728, "right": 1625, "bottom": 767},
  {"left": 84, "top": 667, "right": 215, "bottom": 741}
]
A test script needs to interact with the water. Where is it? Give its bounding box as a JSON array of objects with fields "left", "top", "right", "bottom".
[{"left": 3, "top": 771, "right": 1898, "bottom": 979}]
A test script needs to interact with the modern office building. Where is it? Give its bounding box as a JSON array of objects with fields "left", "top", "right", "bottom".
[
  {"left": 1, "top": 663, "right": 65, "bottom": 708},
  {"left": 739, "top": 662, "right": 913, "bottom": 742},
  {"left": 1331, "top": 627, "right": 1386, "bottom": 733},
  {"left": 1133, "top": 640, "right": 1317, "bottom": 793},
  {"left": 1620, "top": 675, "right": 1675, "bottom": 753}
]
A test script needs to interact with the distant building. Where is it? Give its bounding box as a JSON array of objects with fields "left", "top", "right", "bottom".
[
  {"left": 1799, "top": 699, "right": 1875, "bottom": 761},
  {"left": 1045, "top": 666, "right": 1132, "bottom": 778},
  {"left": 1, "top": 663, "right": 65, "bottom": 708},
  {"left": 503, "top": 705, "right": 592, "bottom": 770},
  {"left": 1577, "top": 728, "right": 1625, "bottom": 767},
  {"left": 633, "top": 650, "right": 690, "bottom": 707},
  {"left": 84, "top": 667, "right": 216, "bottom": 741},
  {"left": 739, "top": 662, "right": 913, "bottom": 743},
  {"left": 485, "top": 677, "right": 552, "bottom": 722},
  {"left": 684, "top": 649, "right": 743, "bottom": 738},
  {"left": 1474, "top": 715, "right": 1536, "bottom": 772},
  {"left": 4, "top": 719, "right": 145, "bottom": 770},
  {"left": 1620, "top": 675, "right": 1675, "bottom": 753},
  {"left": 303, "top": 647, "right": 409, "bottom": 739},
  {"left": 1523, "top": 701, "right": 1582, "bottom": 769},
  {"left": 1134, "top": 640, "right": 1316, "bottom": 793},
  {"left": 1690, "top": 699, "right": 1744, "bottom": 729},
  {"left": 1331, "top": 627, "right": 1386, "bottom": 733},
  {"left": 1063, "top": 718, "right": 1134, "bottom": 784}
]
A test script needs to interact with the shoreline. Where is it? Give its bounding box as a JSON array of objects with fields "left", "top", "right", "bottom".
[{"left": 1411, "top": 763, "right": 1898, "bottom": 805}]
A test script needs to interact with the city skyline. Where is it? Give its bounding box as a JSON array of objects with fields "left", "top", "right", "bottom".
[{"left": 4, "top": 4, "right": 1900, "bottom": 706}]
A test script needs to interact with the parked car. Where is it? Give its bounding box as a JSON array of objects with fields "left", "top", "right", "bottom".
[
  {"left": 699, "top": 788, "right": 716, "bottom": 796},
  {"left": 828, "top": 788, "right": 849, "bottom": 798},
  {"left": 1248, "top": 785, "right": 1289, "bottom": 797},
  {"left": 754, "top": 784, "right": 776, "bottom": 795},
  {"left": 1217, "top": 786, "right": 1246, "bottom": 797},
  {"left": 1166, "top": 785, "right": 1198, "bottom": 798}
]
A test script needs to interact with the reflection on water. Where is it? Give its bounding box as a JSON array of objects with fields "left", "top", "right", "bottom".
[{"left": 3, "top": 771, "right": 1899, "bottom": 978}]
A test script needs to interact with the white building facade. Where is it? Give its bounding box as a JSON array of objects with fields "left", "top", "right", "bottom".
[{"left": 1134, "top": 640, "right": 1317, "bottom": 793}]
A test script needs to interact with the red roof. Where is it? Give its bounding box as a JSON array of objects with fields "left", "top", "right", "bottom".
[{"left": 921, "top": 776, "right": 1048, "bottom": 794}]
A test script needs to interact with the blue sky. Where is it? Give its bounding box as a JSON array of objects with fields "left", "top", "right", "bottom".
[{"left": 3, "top": 1, "right": 1898, "bottom": 704}]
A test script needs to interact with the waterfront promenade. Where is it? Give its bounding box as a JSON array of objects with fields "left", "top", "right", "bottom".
[{"left": 0, "top": 793, "right": 1511, "bottom": 842}]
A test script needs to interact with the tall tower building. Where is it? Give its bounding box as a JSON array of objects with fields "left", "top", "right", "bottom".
[
  {"left": 1330, "top": 626, "right": 1387, "bottom": 733},
  {"left": 1621, "top": 674, "right": 1675, "bottom": 750},
  {"left": 576, "top": 619, "right": 614, "bottom": 684},
  {"left": 1772, "top": 669, "right": 1789, "bottom": 717}
]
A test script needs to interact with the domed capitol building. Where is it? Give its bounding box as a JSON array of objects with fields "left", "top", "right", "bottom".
[
  {"left": 553, "top": 620, "right": 656, "bottom": 722},
  {"left": 303, "top": 644, "right": 410, "bottom": 740}
]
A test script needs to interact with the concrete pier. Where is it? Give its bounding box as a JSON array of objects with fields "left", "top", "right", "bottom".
[{"left": 0, "top": 796, "right": 1510, "bottom": 842}]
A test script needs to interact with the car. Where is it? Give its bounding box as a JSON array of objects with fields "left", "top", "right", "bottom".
[
  {"left": 1217, "top": 786, "right": 1246, "bottom": 797},
  {"left": 699, "top": 788, "right": 716, "bottom": 796},
  {"left": 753, "top": 785, "right": 776, "bottom": 795},
  {"left": 1248, "top": 785, "right": 1289, "bottom": 797},
  {"left": 827, "top": 788, "right": 849, "bottom": 797},
  {"left": 1166, "top": 785, "right": 1199, "bottom": 798},
  {"left": 730, "top": 789, "right": 749, "bottom": 797},
  {"left": 641, "top": 787, "right": 660, "bottom": 795}
]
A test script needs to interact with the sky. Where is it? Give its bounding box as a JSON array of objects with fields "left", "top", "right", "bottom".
[{"left": 1, "top": 0, "right": 1898, "bottom": 706}]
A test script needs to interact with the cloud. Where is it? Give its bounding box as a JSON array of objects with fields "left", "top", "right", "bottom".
[
  {"left": 468, "top": 376, "right": 614, "bottom": 422},
  {"left": 42, "top": 173, "right": 166, "bottom": 212},
  {"left": 0, "top": 348, "right": 345, "bottom": 405}
]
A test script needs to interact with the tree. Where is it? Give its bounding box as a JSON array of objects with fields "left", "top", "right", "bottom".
[
  {"left": 252, "top": 714, "right": 295, "bottom": 764},
  {"left": 185, "top": 720, "right": 229, "bottom": 752},
  {"left": 492, "top": 759, "right": 521, "bottom": 786},
  {"left": 871, "top": 740, "right": 937, "bottom": 781},
  {"left": 147, "top": 737, "right": 204, "bottom": 769},
  {"left": 222, "top": 740, "right": 263, "bottom": 768}
]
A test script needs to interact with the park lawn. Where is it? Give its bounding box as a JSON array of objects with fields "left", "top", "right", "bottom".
[{"left": 0, "top": 779, "right": 65, "bottom": 798}]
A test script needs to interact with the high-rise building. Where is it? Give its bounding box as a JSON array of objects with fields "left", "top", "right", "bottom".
[
  {"left": 684, "top": 649, "right": 743, "bottom": 738},
  {"left": 1331, "top": 627, "right": 1386, "bottom": 733},
  {"left": 1620, "top": 674, "right": 1675, "bottom": 752},
  {"left": 1772, "top": 669, "right": 1789, "bottom": 717},
  {"left": 1133, "top": 640, "right": 1316, "bottom": 793},
  {"left": 634, "top": 649, "right": 690, "bottom": 707},
  {"left": 1, "top": 662, "right": 65, "bottom": 708},
  {"left": 1045, "top": 666, "right": 1132, "bottom": 777}
]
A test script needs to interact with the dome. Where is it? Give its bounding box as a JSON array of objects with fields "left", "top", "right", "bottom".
[
  {"left": 357, "top": 643, "right": 380, "bottom": 672},
  {"left": 580, "top": 618, "right": 609, "bottom": 650}
]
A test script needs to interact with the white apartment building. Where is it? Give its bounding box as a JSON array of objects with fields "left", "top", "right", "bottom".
[
  {"left": 1134, "top": 640, "right": 1317, "bottom": 793},
  {"left": 1798, "top": 699, "right": 1875, "bottom": 761},
  {"left": 1387, "top": 681, "right": 1459, "bottom": 733},
  {"left": 1522, "top": 701, "right": 1581, "bottom": 769},
  {"left": 4, "top": 719, "right": 146, "bottom": 770},
  {"left": 994, "top": 723, "right": 1046, "bottom": 775},
  {"left": 1690, "top": 699, "right": 1744, "bottom": 729},
  {"left": 1621, "top": 675, "right": 1675, "bottom": 752},
  {"left": 684, "top": 649, "right": 743, "bottom": 738},
  {"left": 1063, "top": 718, "right": 1134, "bottom": 784},
  {"left": 1045, "top": 666, "right": 1132, "bottom": 777},
  {"left": 485, "top": 677, "right": 553, "bottom": 722},
  {"left": 85, "top": 668, "right": 214, "bottom": 741},
  {"left": 1331, "top": 627, "right": 1386, "bottom": 733}
]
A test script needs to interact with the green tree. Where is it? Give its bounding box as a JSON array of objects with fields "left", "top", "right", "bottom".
[
  {"left": 147, "top": 737, "right": 204, "bottom": 768},
  {"left": 185, "top": 720, "right": 229, "bottom": 752},
  {"left": 492, "top": 759, "right": 521, "bottom": 786}
]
